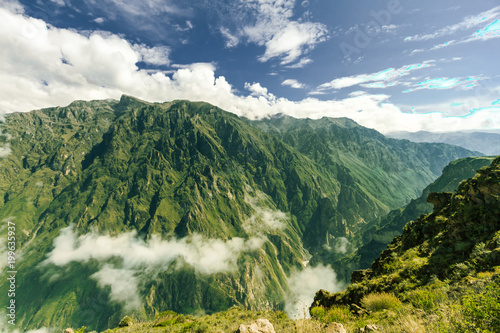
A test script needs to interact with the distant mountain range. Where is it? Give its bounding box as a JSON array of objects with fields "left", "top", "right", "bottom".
[
  {"left": 0, "top": 96, "right": 481, "bottom": 331},
  {"left": 387, "top": 130, "right": 500, "bottom": 156}
]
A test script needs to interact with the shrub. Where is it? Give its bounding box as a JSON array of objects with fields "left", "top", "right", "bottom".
[
  {"left": 310, "top": 306, "right": 326, "bottom": 321},
  {"left": 325, "top": 305, "right": 352, "bottom": 323},
  {"left": 361, "top": 292, "right": 402, "bottom": 312}
]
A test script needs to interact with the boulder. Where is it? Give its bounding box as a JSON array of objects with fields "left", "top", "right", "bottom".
[
  {"left": 236, "top": 319, "right": 275, "bottom": 333},
  {"left": 325, "top": 322, "right": 347, "bottom": 333}
]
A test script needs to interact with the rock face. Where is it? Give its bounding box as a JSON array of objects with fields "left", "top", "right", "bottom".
[
  {"left": 427, "top": 192, "right": 452, "bottom": 211},
  {"left": 236, "top": 319, "right": 276, "bottom": 333}
]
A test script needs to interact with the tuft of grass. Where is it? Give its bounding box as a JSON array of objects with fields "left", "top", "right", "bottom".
[{"left": 361, "top": 292, "right": 402, "bottom": 312}]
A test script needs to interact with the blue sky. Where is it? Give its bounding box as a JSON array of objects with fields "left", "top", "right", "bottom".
[{"left": 0, "top": 0, "right": 499, "bottom": 133}]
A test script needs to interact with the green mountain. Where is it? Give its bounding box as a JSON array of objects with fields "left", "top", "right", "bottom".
[
  {"left": 313, "top": 156, "right": 500, "bottom": 331},
  {"left": 317, "top": 156, "right": 495, "bottom": 284},
  {"left": 251, "top": 116, "right": 479, "bottom": 217},
  {"left": 0, "top": 97, "right": 480, "bottom": 331}
]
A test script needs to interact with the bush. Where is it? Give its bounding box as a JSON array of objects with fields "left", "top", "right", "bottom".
[
  {"left": 325, "top": 305, "right": 352, "bottom": 323},
  {"left": 310, "top": 306, "right": 326, "bottom": 321},
  {"left": 361, "top": 292, "right": 402, "bottom": 312}
]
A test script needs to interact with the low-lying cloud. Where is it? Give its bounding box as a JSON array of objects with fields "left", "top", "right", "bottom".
[
  {"left": 44, "top": 226, "right": 266, "bottom": 310},
  {"left": 285, "top": 264, "right": 344, "bottom": 319}
]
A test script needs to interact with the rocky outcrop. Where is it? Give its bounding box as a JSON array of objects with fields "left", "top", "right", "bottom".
[
  {"left": 236, "top": 319, "right": 276, "bottom": 333},
  {"left": 427, "top": 192, "right": 452, "bottom": 211},
  {"left": 325, "top": 322, "right": 347, "bottom": 333}
]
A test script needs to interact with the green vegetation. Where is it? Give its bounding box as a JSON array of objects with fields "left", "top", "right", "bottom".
[
  {"left": 312, "top": 156, "right": 500, "bottom": 332},
  {"left": 360, "top": 292, "right": 402, "bottom": 312},
  {"left": 0, "top": 96, "right": 484, "bottom": 331}
]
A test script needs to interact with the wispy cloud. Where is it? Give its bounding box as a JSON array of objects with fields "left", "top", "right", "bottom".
[
  {"left": 404, "top": 6, "right": 500, "bottom": 42},
  {"left": 403, "top": 77, "right": 482, "bottom": 93},
  {"left": 282, "top": 79, "right": 305, "bottom": 89},
  {"left": 317, "top": 61, "right": 434, "bottom": 91},
  {"left": 285, "top": 264, "right": 344, "bottom": 319}
]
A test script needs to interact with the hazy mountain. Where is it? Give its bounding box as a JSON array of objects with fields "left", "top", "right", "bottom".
[
  {"left": 0, "top": 97, "right": 481, "bottom": 331},
  {"left": 387, "top": 130, "right": 500, "bottom": 156}
]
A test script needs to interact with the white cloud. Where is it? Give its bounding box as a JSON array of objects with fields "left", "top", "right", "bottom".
[
  {"left": 402, "top": 77, "right": 482, "bottom": 93},
  {"left": 0, "top": 0, "right": 23, "bottom": 14},
  {"left": 317, "top": 61, "right": 434, "bottom": 91},
  {"left": 220, "top": 27, "right": 240, "bottom": 48},
  {"left": 404, "top": 6, "right": 500, "bottom": 42},
  {"left": 285, "top": 264, "right": 344, "bottom": 319},
  {"left": 282, "top": 79, "right": 305, "bottom": 89},
  {"left": 94, "top": 17, "right": 104, "bottom": 24},
  {"left": 133, "top": 44, "right": 171, "bottom": 66},
  {"left": 285, "top": 57, "right": 312, "bottom": 69},
  {"left": 1, "top": 9, "right": 499, "bottom": 134},
  {"left": 44, "top": 226, "right": 267, "bottom": 310},
  {"left": 221, "top": 0, "right": 328, "bottom": 66},
  {"left": 244, "top": 192, "right": 287, "bottom": 234}
]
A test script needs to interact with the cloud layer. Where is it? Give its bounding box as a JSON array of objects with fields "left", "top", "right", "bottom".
[{"left": 44, "top": 226, "right": 266, "bottom": 310}]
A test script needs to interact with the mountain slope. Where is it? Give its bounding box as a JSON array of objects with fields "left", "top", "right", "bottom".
[
  {"left": 250, "top": 116, "right": 480, "bottom": 213},
  {"left": 0, "top": 97, "right": 482, "bottom": 331},
  {"left": 0, "top": 97, "right": 383, "bottom": 331},
  {"left": 313, "top": 156, "right": 500, "bottom": 332},
  {"left": 317, "top": 156, "right": 495, "bottom": 284}
]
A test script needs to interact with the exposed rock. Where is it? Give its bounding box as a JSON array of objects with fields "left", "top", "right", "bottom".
[
  {"left": 357, "top": 324, "right": 378, "bottom": 332},
  {"left": 351, "top": 269, "right": 369, "bottom": 283},
  {"left": 236, "top": 319, "right": 276, "bottom": 333},
  {"left": 325, "top": 322, "right": 347, "bottom": 333},
  {"left": 63, "top": 329, "right": 74, "bottom": 333},
  {"left": 364, "top": 324, "right": 378, "bottom": 331},
  {"left": 350, "top": 303, "right": 369, "bottom": 316},
  {"left": 427, "top": 192, "right": 452, "bottom": 211}
]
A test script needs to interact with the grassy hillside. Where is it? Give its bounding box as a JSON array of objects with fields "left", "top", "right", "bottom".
[
  {"left": 312, "top": 156, "right": 500, "bottom": 332},
  {"left": 318, "top": 156, "right": 496, "bottom": 284}
]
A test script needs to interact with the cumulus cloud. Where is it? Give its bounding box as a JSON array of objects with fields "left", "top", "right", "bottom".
[
  {"left": 0, "top": 7, "right": 499, "bottom": 133},
  {"left": 285, "top": 264, "right": 344, "bottom": 319},
  {"left": 43, "top": 225, "right": 266, "bottom": 310},
  {"left": 219, "top": 0, "right": 328, "bottom": 66}
]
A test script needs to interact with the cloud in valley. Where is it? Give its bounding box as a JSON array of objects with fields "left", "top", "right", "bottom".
[
  {"left": 285, "top": 264, "right": 344, "bottom": 319},
  {"left": 44, "top": 225, "right": 266, "bottom": 310}
]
